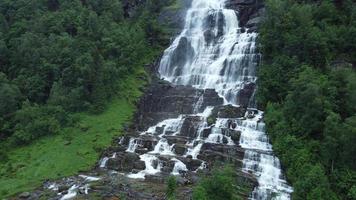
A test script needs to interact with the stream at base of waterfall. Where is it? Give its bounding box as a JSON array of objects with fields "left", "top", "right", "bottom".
[{"left": 45, "top": 0, "right": 293, "bottom": 199}]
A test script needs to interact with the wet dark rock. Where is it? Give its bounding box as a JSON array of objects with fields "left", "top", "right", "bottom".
[
  {"left": 171, "top": 37, "right": 195, "bottom": 76},
  {"left": 236, "top": 82, "right": 256, "bottom": 108},
  {"left": 225, "top": 0, "right": 264, "bottom": 29},
  {"left": 58, "top": 185, "right": 70, "bottom": 192},
  {"left": 106, "top": 153, "right": 141, "bottom": 172},
  {"left": 138, "top": 135, "right": 159, "bottom": 150},
  {"left": 217, "top": 104, "right": 247, "bottom": 118},
  {"left": 198, "top": 149, "right": 243, "bottom": 168},
  {"left": 135, "top": 148, "right": 149, "bottom": 154},
  {"left": 180, "top": 157, "right": 202, "bottom": 171},
  {"left": 199, "top": 143, "right": 245, "bottom": 166},
  {"left": 208, "top": 105, "right": 246, "bottom": 126},
  {"left": 246, "top": 16, "right": 261, "bottom": 28},
  {"left": 134, "top": 80, "right": 223, "bottom": 131},
  {"left": 164, "top": 135, "right": 189, "bottom": 145},
  {"left": 227, "top": 130, "right": 241, "bottom": 143},
  {"left": 161, "top": 160, "right": 175, "bottom": 173},
  {"left": 133, "top": 161, "right": 146, "bottom": 171},
  {"left": 204, "top": 30, "right": 214, "bottom": 44},
  {"left": 180, "top": 116, "right": 202, "bottom": 138},
  {"left": 201, "top": 127, "right": 211, "bottom": 138},
  {"left": 174, "top": 144, "right": 187, "bottom": 155}
]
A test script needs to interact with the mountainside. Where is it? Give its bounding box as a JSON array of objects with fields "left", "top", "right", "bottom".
[{"left": 0, "top": 0, "right": 355, "bottom": 200}]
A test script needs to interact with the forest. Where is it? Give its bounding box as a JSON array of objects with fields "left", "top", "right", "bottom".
[
  {"left": 0, "top": 0, "right": 170, "bottom": 150},
  {"left": 0, "top": 0, "right": 173, "bottom": 197},
  {"left": 257, "top": 0, "right": 356, "bottom": 199}
]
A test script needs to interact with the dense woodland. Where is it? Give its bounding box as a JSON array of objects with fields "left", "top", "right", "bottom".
[
  {"left": 257, "top": 0, "right": 356, "bottom": 199},
  {"left": 0, "top": 0, "right": 171, "bottom": 149}
]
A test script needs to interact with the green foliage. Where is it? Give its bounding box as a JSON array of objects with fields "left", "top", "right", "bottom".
[
  {"left": 166, "top": 176, "right": 177, "bottom": 200},
  {"left": 10, "top": 103, "right": 68, "bottom": 145},
  {"left": 0, "top": 96, "right": 138, "bottom": 198},
  {"left": 0, "top": 0, "right": 169, "bottom": 145},
  {"left": 0, "top": 0, "right": 173, "bottom": 197},
  {"left": 258, "top": 0, "right": 356, "bottom": 199},
  {"left": 193, "top": 166, "right": 246, "bottom": 200}
]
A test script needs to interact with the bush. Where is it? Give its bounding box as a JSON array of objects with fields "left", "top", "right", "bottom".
[
  {"left": 193, "top": 166, "right": 237, "bottom": 200},
  {"left": 166, "top": 176, "right": 177, "bottom": 200}
]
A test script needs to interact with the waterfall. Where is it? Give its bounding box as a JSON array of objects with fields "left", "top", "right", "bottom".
[
  {"left": 156, "top": 0, "right": 293, "bottom": 199},
  {"left": 87, "top": 0, "right": 293, "bottom": 200},
  {"left": 159, "top": 0, "right": 258, "bottom": 104}
]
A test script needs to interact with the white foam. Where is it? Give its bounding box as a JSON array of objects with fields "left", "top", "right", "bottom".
[
  {"left": 60, "top": 185, "right": 78, "bottom": 200},
  {"left": 171, "top": 158, "right": 188, "bottom": 175}
]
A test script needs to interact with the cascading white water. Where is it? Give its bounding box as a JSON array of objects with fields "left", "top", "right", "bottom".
[
  {"left": 215, "top": 112, "right": 293, "bottom": 199},
  {"left": 159, "top": 0, "right": 258, "bottom": 104},
  {"left": 126, "top": 138, "right": 139, "bottom": 153},
  {"left": 156, "top": 0, "right": 293, "bottom": 199}
]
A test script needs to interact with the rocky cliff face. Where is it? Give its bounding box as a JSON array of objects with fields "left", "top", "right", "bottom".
[
  {"left": 134, "top": 79, "right": 224, "bottom": 131},
  {"left": 226, "top": 0, "right": 264, "bottom": 32}
]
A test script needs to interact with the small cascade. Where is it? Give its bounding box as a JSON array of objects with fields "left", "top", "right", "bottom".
[
  {"left": 99, "top": 157, "right": 109, "bottom": 168},
  {"left": 126, "top": 138, "right": 139, "bottom": 153},
  {"left": 60, "top": 185, "right": 78, "bottom": 200},
  {"left": 239, "top": 111, "right": 293, "bottom": 199},
  {"left": 193, "top": 91, "right": 205, "bottom": 113},
  {"left": 150, "top": 138, "right": 175, "bottom": 155},
  {"left": 127, "top": 107, "right": 213, "bottom": 178},
  {"left": 128, "top": 154, "right": 163, "bottom": 179},
  {"left": 171, "top": 158, "right": 188, "bottom": 175},
  {"left": 185, "top": 142, "right": 203, "bottom": 159}
]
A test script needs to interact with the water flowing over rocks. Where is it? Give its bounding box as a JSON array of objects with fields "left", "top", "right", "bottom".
[
  {"left": 20, "top": 0, "right": 293, "bottom": 199},
  {"left": 134, "top": 79, "right": 224, "bottom": 130},
  {"left": 225, "top": 0, "right": 264, "bottom": 31}
]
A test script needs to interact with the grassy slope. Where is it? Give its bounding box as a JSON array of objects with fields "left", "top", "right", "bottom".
[{"left": 0, "top": 69, "right": 147, "bottom": 198}]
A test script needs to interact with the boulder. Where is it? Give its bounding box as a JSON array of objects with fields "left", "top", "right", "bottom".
[
  {"left": 19, "top": 192, "right": 30, "bottom": 199},
  {"left": 133, "top": 161, "right": 146, "bottom": 170},
  {"left": 208, "top": 105, "right": 246, "bottom": 126},
  {"left": 173, "top": 144, "right": 187, "bottom": 155},
  {"left": 180, "top": 157, "right": 202, "bottom": 171},
  {"left": 227, "top": 130, "right": 241, "bottom": 143},
  {"left": 106, "top": 153, "right": 142, "bottom": 172}
]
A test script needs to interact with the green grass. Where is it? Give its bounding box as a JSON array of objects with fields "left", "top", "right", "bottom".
[{"left": 0, "top": 70, "right": 147, "bottom": 199}]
